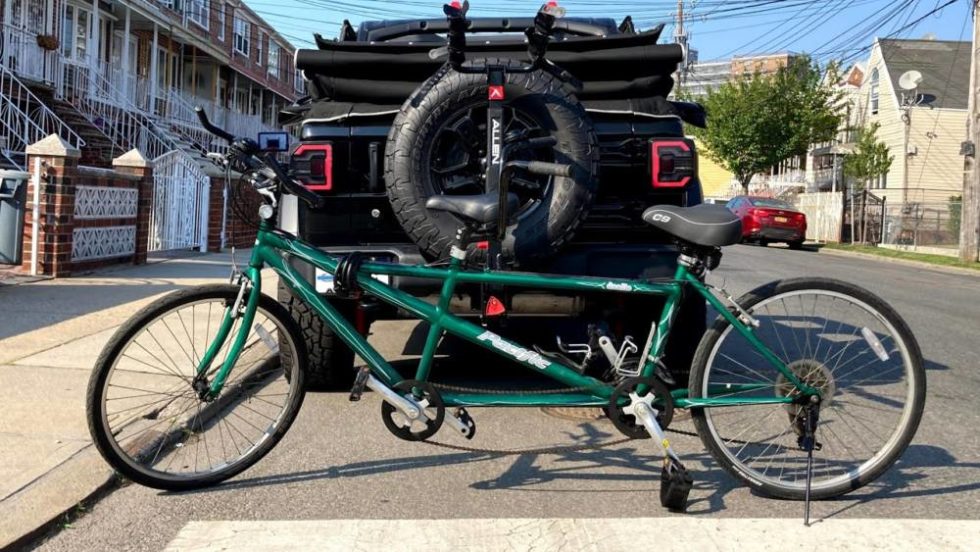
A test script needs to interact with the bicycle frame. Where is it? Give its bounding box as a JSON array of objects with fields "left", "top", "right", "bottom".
[{"left": 198, "top": 220, "right": 818, "bottom": 408}]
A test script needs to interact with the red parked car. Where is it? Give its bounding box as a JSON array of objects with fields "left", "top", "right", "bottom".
[{"left": 726, "top": 196, "right": 807, "bottom": 249}]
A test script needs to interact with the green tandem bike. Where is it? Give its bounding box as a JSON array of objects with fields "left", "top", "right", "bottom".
[{"left": 86, "top": 110, "right": 925, "bottom": 524}]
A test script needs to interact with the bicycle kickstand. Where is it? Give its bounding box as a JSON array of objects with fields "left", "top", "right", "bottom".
[
  {"left": 629, "top": 398, "right": 693, "bottom": 511},
  {"left": 800, "top": 396, "right": 822, "bottom": 527}
]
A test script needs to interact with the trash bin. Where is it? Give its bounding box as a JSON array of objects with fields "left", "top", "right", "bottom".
[{"left": 0, "top": 169, "right": 30, "bottom": 265}]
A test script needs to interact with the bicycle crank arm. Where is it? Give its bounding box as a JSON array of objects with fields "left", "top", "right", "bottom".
[
  {"left": 365, "top": 374, "right": 421, "bottom": 420},
  {"left": 630, "top": 400, "right": 681, "bottom": 464},
  {"left": 631, "top": 400, "right": 693, "bottom": 512}
]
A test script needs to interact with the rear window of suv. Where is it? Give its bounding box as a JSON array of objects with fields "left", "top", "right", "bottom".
[{"left": 750, "top": 198, "right": 793, "bottom": 209}]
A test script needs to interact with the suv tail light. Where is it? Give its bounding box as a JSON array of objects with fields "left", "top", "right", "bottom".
[
  {"left": 292, "top": 143, "right": 333, "bottom": 191},
  {"left": 650, "top": 140, "right": 695, "bottom": 188}
]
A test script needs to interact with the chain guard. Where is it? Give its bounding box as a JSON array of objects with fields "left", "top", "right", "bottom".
[
  {"left": 381, "top": 380, "right": 446, "bottom": 442},
  {"left": 605, "top": 376, "right": 674, "bottom": 439}
]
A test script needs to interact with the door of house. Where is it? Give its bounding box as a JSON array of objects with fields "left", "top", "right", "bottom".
[
  {"left": 110, "top": 31, "right": 138, "bottom": 103},
  {"left": 3, "top": 0, "right": 51, "bottom": 81}
]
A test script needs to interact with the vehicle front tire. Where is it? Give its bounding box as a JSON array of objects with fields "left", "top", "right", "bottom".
[{"left": 788, "top": 240, "right": 804, "bottom": 250}]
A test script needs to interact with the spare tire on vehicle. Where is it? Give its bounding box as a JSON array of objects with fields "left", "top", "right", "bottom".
[{"left": 385, "top": 58, "right": 599, "bottom": 263}]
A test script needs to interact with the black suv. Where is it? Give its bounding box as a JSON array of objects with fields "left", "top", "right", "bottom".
[{"left": 279, "top": 9, "right": 707, "bottom": 388}]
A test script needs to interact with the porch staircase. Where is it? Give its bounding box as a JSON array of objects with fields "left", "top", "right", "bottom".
[
  {"left": 26, "top": 84, "right": 119, "bottom": 167},
  {"left": 55, "top": 64, "right": 208, "bottom": 170},
  {"left": 0, "top": 64, "right": 86, "bottom": 170}
]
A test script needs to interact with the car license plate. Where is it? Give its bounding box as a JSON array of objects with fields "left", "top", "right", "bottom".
[
  {"left": 315, "top": 268, "right": 389, "bottom": 294},
  {"left": 774, "top": 216, "right": 788, "bottom": 223}
]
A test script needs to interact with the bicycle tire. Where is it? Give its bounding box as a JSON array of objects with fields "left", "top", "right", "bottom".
[
  {"left": 690, "top": 277, "right": 925, "bottom": 500},
  {"left": 86, "top": 285, "right": 307, "bottom": 491}
]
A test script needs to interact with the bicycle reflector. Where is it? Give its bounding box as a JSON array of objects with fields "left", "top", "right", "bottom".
[
  {"left": 485, "top": 296, "right": 506, "bottom": 317},
  {"left": 651, "top": 140, "right": 695, "bottom": 188},
  {"left": 292, "top": 143, "right": 333, "bottom": 191}
]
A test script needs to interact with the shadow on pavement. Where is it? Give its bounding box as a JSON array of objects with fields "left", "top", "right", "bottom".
[
  {"left": 167, "top": 420, "right": 741, "bottom": 515},
  {"left": 0, "top": 253, "right": 238, "bottom": 342},
  {"left": 821, "top": 444, "right": 980, "bottom": 520}
]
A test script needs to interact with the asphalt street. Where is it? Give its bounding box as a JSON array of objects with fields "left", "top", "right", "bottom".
[{"left": 34, "top": 245, "right": 980, "bottom": 551}]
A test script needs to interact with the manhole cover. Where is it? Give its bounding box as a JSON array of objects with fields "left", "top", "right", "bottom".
[{"left": 540, "top": 406, "right": 606, "bottom": 421}]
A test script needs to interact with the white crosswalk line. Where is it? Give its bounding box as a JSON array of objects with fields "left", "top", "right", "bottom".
[{"left": 164, "top": 518, "right": 980, "bottom": 551}]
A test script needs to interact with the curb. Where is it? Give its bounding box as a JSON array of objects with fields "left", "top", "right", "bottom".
[
  {"left": 0, "top": 444, "right": 116, "bottom": 550},
  {"left": 818, "top": 247, "right": 980, "bottom": 277}
]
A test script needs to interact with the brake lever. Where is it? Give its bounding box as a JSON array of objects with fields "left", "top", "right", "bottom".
[{"left": 205, "top": 152, "right": 227, "bottom": 169}]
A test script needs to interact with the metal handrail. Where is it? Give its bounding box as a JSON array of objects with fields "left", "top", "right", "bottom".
[
  {"left": 0, "top": 63, "right": 86, "bottom": 151},
  {"left": 61, "top": 60, "right": 185, "bottom": 161}
]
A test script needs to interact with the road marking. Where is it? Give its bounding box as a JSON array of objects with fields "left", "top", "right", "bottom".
[{"left": 165, "top": 518, "right": 980, "bottom": 551}]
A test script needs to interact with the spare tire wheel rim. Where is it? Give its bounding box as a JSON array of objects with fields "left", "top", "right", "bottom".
[{"left": 426, "top": 103, "right": 554, "bottom": 222}]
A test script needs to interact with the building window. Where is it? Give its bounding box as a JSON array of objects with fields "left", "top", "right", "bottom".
[
  {"left": 268, "top": 41, "right": 281, "bottom": 79},
  {"left": 257, "top": 31, "right": 265, "bottom": 66},
  {"left": 62, "top": 5, "right": 93, "bottom": 62},
  {"left": 233, "top": 16, "right": 250, "bottom": 56},
  {"left": 295, "top": 69, "right": 305, "bottom": 93},
  {"left": 187, "top": 0, "right": 210, "bottom": 30},
  {"left": 216, "top": 2, "right": 225, "bottom": 41},
  {"left": 870, "top": 68, "right": 880, "bottom": 115}
]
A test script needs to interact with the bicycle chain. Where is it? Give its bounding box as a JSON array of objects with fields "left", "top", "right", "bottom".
[
  {"left": 416, "top": 381, "right": 697, "bottom": 455},
  {"left": 429, "top": 382, "right": 595, "bottom": 395}
]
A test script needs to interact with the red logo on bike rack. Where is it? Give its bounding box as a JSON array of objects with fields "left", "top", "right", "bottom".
[{"left": 488, "top": 86, "right": 505, "bottom": 100}]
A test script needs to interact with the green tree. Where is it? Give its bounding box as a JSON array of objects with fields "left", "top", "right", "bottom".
[
  {"left": 689, "top": 57, "right": 843, "bottom": 194},
  {"left": 843, "top": 123, "right": 893, "bottom": 191}
]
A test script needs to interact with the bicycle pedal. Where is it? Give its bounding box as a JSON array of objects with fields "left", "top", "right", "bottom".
[
  {"left": 349, "top": 366, "right": 371, "bottom": 402},
  {"left": 456, "top": 407, "right": 476, "bottom": 440},
  {"left": 660, "top": 460, "right": 693, "bottom": 512}
]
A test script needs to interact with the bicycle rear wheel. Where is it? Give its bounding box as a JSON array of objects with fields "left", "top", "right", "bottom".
[
  {"left": 87, "top": 284, "right": 307, "bottom": 491},
  {"left": 690, "top": 278, "right": 925, "bottom": 500}
]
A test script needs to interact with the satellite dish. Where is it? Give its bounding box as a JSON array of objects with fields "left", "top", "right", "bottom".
[{"left": 899, "top": 70, "right": 923, "bottom": 91}]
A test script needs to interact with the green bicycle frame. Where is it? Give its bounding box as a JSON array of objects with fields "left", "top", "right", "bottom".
[{"left": 198, "top": 220, "right": 817, "bottom": 408}]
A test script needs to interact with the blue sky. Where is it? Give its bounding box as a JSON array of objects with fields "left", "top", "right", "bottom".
[{"left": 252, "top": 0, "right": 972, "bottom": 63}]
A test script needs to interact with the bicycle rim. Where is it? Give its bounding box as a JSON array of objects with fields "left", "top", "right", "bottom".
[
  {"left": 93, "top": 292, "right": 304, "bottom": 487},
  {"left": 697, "top": 287, "right": 921, "bottom": 497}
]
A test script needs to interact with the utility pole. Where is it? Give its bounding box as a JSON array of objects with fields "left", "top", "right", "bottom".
[
  {"left": 960, "top": 1, "right": 980, "bottom": 262},
  {"left": 674, "top": 0, "right": 688, "bottom": 91}
]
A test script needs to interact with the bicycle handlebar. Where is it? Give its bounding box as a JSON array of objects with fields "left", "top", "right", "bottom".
[
  {"left": 194, "top": 106, "right": 324, "bottom": 209},
  {"left": 194, "top": 107, "right": 234, "bottom": 142}
]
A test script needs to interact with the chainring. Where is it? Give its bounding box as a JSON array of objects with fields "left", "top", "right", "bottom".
[
  {"left": 381, "top": 380, "right": 446, "bottom": 442},
  {"left": 605, "top": 376, "right": 674, "bottom": 439}
]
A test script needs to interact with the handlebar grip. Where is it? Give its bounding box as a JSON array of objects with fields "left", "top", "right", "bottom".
[
  {"left": 195, "top": 107, "right": 235, "bottom": 142},
  {"left": 524, "top": 161, "right": 574, "bottom": 177},
  {"left": 262, "top": 153, "right": 325, "bottom": 209}
]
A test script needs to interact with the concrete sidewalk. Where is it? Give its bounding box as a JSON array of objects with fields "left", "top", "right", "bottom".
[{"left": 0, "top": 251, "right": 267, "bottom": 549}]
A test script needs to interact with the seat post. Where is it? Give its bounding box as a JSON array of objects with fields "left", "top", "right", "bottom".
[{"left": 449, "top": 226, "right": 473, "bottom": 267}]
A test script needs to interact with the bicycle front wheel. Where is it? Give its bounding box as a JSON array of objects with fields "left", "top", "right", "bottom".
[
  {"left": 690, "top": 278, "right": 925, "bottom": 500},
  {"left": 87, "top": 284, "right": 307, "bottom": 491}
]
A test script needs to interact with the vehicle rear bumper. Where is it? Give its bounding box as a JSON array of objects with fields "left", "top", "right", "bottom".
[{"left": 747, "top": 228, "right": 804, "bottom": 242}]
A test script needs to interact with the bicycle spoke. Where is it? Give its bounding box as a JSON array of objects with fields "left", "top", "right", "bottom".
[{"left": 697, "top": 285, "right": 921, "bottom": 497}]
